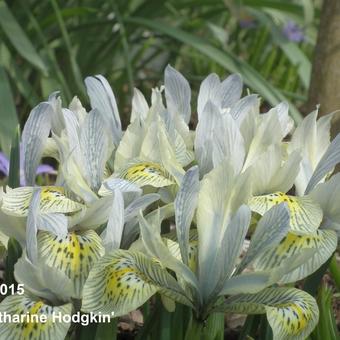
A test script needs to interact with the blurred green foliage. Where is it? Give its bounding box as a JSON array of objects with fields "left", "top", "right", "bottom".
[{"left": 0, "top": 0, "right": 321, "bottom": 147}]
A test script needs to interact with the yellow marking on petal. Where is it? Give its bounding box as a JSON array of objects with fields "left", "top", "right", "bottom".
[
  {"left": 0, "top": 294, "right": 72, "bottom": 340},
  {"left": 250, "top": 192, "right": 322, "bottom": 234},
  {"left": 118, "top": 161, "right": 175, "bottom": 188},
  {"left": 2, "top": 186, "right": 84, "bottom": 216},
  {"left": 82, "top": 251, "right": 160, "bottom": 316},
  {"left": 38, "top": 230, "right": 104, "bottom": 298},
  {"left": 267, "top": 295, "right": 317, "bottom": 339},
  {"left": 254, "top": 230, "right": 337, "bottom": 283}
]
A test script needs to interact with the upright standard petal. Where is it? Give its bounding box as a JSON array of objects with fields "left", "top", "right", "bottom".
[
  {"left": 85, "top": 75, "right": 122, "bottom": 146},
  {"left": 22, "top": 102, "right": 53, "bottom": 185}
]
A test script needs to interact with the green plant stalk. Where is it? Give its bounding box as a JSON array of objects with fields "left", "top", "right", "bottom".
[
  {"left": 20, "top": 1, "right": 72, "bottom": 101},
  {"left": 8, "top": 125, "right": 20, "bottom": 189},
  {"left": 4, "top": 125, "right": 22, "bottom": 288},
  {"left": 49, "top": 0, "right": 85, "bottom": 97},
  {"left": 185, "top": 313, "right": 224, "bottom": 340},
  {"left": 111, "top": 1, "right": 134, "bottom": 95},
  {"left": 303, "top": 255, "right": 332, "bottom": 296},
  {"left": 95, "top": 319, "right": 117, "bottom": 340},
  {"left": 329, "top": 254, "right": 340, "bottom": 291}
]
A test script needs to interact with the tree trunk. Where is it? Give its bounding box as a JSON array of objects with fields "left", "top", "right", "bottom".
[{"left": 306, "top": 0, "right": 340, "bottom": 135}]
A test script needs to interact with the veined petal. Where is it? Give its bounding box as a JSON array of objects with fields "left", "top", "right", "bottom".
[
  {"left": 80, "top": 109, "right": 109, "bottom": 192},
  {"left": 174, "top": 166, "right": 199, "bottom": 266},
  {"left": 164, "top": 65, "right": 191, "bottom": 124},
  {"left": 98, "top": 178, "right": 141, "bottom": 197},
  {"left": 216, "top": 288, "right": 318, "bottom": 340},
  {"left": 85, "top": 75, "right": 122, "bottom": 146},
  {"left": 310, "top": 173, "right": 340, "bottom": 232},
  {"left": 37, "top": 230, "right": 104, "bottom": 298},
  {"left": 249, "top": 192, "right": 322, "bottom": 234},
  {"left": 82, "top": 250, "right": 192, "bottom": 317},
  {"left": 0, "top": 294, "right": 72, "bottom": 340},
  {"left": 117, "top": 161, "right": 175, "bottom": 188},
  {"left": 254, "top": 230, "right": 337, "bottom": 283},
  {"left": 2, "top": 186, "right": 84, "bottom": 217},
  {"left": 163, "top": 230, "right": 198, "bottom": 273},
  {"left": 130, "top": 87, "right": 149, "bottom": 123},
  {"left": 22, "top": 102, "right": 53, "bottom": 185}
]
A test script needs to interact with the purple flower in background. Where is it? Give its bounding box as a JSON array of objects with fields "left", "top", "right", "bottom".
[
  {"left": 0, "top": 151, "right": 57, "bottom": 186},
  {"left": 282, "top": 21, "right": 305, "bottom": 42},
  {"left": 239, "top": 18, "right": 257, "bottom": 29}
]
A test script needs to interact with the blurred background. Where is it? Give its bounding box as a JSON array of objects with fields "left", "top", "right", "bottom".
[{"left": 0, "top": 0, "right": 337, "bottom": 154}]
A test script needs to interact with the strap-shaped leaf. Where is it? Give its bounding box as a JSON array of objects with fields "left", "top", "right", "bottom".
[
  {"left": 249, "top": 192, "right": 322, "bottom": 234},
  {"left": 254, "top": 230, "right": 337, "bottom": 283},
  {"left": 0, "top": 294, "right": 72, "bottom": 340},
  {"left": 164, "top": 65, "right": 191, "bottom": 124},
  {"left": 238, "top": 203, "right": 289, "bottom": 272},
  {"left": 37, "top": 230, "right": 104, "bottom": 298},
  {"left": 117, "top": 160, "right": 175, "bottom": 188},
  {"left": 22, "top": 102, "right": 53, "bottom": 185},
  {"left": 80, "top": 109, "right": 109, "bottom": 192},
  {"left": 1, "top": 186, "right": 84, "bottom": 216},
  {"left": 305, "top": 134, "right": 340, "bottom": 194},
  {"left": 216, "top": 288, "right": 318, "bottom": 340},
  {"left": 85, "top": 75, "right": 122, "bottom": 146},
  {"left": 82, "top": 250, "right": 192, "bottom": 317},
  {"left": 174, "top": 166, "right": 199, "bottom": 266}
]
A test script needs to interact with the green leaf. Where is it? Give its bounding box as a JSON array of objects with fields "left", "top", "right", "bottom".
[
  {"left": 311, "top": 284, "right": 339, "bottom": 340},
  {"left": 8, "top": 125, "right": 20, "bottom": 189},
  {"left": 0, "top": 2, "right": 47, "bottom": 73},
  {"left": 0, "top": 66, "right": 19, "bottom": 155},
  {"left": 215, "top": 287, "right": 319, "bottom": 340},
  {"left": 4, "top": 237, "right": 22, "bottom": 286}
]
